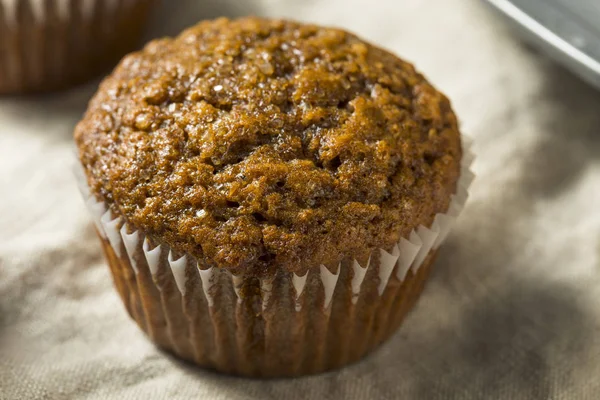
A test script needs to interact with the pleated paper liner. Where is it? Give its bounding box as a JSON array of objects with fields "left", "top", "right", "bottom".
[
  {"left": 75, "top": 139, "right": 475, "bottom": 377},
  {"left": 0, "top": 0, "right": 156, "bottom": 94}
]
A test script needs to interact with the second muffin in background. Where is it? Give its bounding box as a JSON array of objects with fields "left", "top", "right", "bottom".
[
  {"left": 0, "top": 0, "right": 157, "bottom": 94},
  {"left": 75, "top": 17, "right": 474, "bottom": 377}
]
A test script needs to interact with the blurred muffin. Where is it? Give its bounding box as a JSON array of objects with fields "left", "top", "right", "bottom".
[
  {"left": 0, "top": 0, "right": 157, "bottom": 94},
  {"left": 74, "top": 17, "right": 472, "bottom": 377}
]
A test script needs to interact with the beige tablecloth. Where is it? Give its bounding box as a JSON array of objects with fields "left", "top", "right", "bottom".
[{"left": 2, "top": 0, "right": 600, "bottom": 398}]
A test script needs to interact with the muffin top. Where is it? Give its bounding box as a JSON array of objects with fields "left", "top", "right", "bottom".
[{"left": 75, "top": 17, "right": 461, "bottom": 276}]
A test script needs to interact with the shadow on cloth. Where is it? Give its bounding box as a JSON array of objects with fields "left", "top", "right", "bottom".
[
  {"left": 517, "top": 65, "right": 600, "bottom": 199},
  {"left": 410, "top": 278, "right": 590, "bottom": 399}
]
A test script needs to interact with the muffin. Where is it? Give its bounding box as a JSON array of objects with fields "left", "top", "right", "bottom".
[
  {"left": 0, "top": 0, "right": 157, "bottom": 94},
  {"left": 74, "top": 17, "right": 474, "bottom": 377}
]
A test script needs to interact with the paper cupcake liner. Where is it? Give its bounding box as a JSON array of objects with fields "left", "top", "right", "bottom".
[
  {"left": 0, "top": 0, "right": 156, "bottom": 94},
  {"left": 75, "top": 139, "right": 475, "bottom": 377}
]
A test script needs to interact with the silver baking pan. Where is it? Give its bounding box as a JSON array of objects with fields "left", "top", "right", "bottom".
[{"left": 484, "top": 0, "right": 600, "bottom": 90}]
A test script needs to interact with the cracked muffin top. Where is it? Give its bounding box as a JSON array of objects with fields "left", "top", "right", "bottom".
[{"left": 75, "top": 17, "right": 462, "bottom": 276}]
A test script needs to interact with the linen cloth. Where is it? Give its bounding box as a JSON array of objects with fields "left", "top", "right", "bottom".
[{"left": 1, "top": 0, "right": 600, "bottom": 398}]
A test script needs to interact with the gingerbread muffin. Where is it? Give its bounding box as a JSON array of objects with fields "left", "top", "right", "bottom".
[
  {"left": 74, "top": 17, "right": 474, "bottom": 377},
  {"left": 0, "top": 0, "right": 157, "bottom": 94}
]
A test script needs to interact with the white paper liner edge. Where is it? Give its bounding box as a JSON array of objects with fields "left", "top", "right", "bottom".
[
  {"left": 378, "top": 246, "right": 399, "bottom": 295},
  {"left": 350, "top": 256, "right": 370, "bottom": 304},
  {"left": 198, "top": 268, "right": 214, "bottom": 307},
  {"left": 142, "top": 238, "right": 161, "bottom": 277},
  {"left": 168, "top": 252, "right": 188, "bottom": 295},
  {"left": 120, "top": 225, "right": 140, "bottom": 274},
  {"left": 100, "top": 211, "right": 122, "bottom": 258},
  {"left": 292, "top": 272, "right": 308, "bottom": 311},
  {"left": 397, "top": 232, "right": 421, "bottom": 281},
  {"left": 320, "top": 264, "right": 340, "bottom": 310}
]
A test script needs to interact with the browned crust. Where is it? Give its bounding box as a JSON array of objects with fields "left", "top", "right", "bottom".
[{"left": 76, "top": 17, "right": 461, "bottom": 276}]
